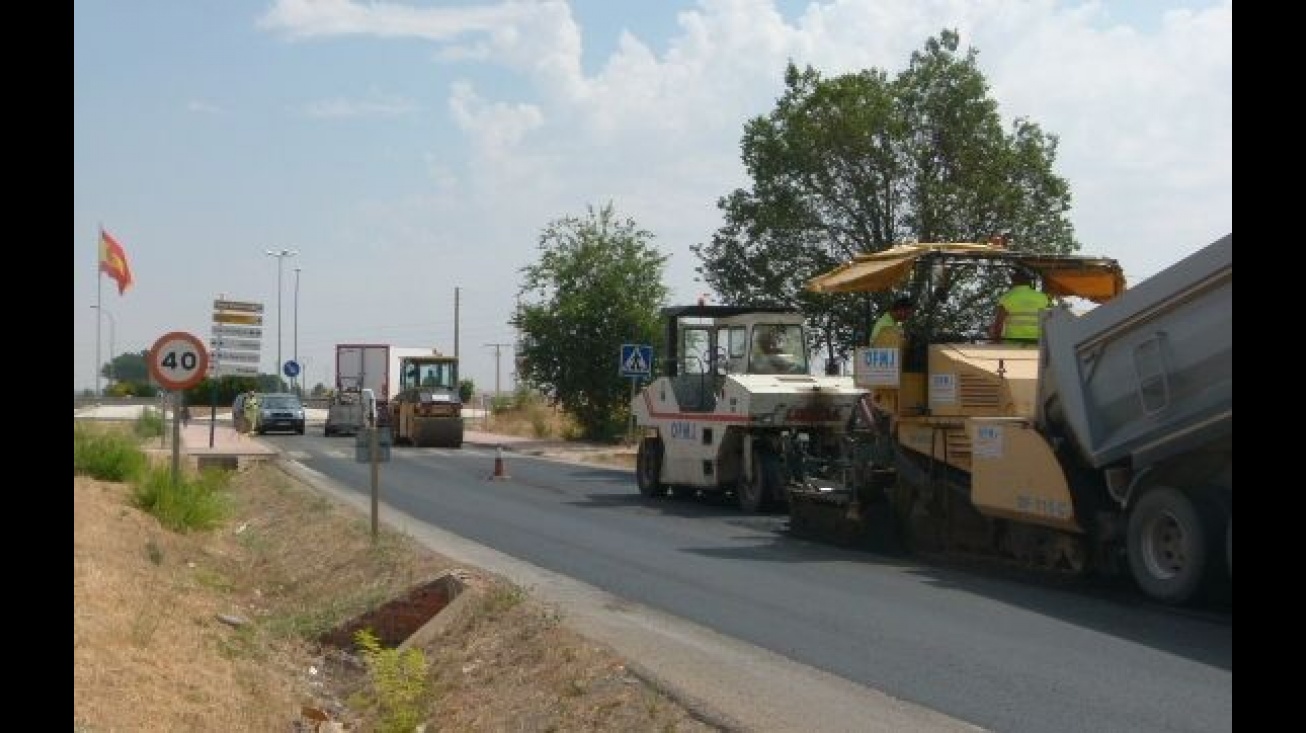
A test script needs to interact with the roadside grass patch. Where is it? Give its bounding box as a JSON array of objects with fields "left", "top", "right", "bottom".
[
  {"left": 480, "top": 583, "right": 526, "bottom": 620},
  {"left": 130, "top": 465, "right": 233, "bottom": 532},
  {"left": 74, "top": 422, "right": 149, "bottom": 482}
]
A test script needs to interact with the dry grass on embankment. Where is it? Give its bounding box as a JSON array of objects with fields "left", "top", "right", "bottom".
[{"left": 74, "top": 422, "right": 709, "bottom": 732}]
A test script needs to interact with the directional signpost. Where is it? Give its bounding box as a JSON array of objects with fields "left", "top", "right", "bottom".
[
  {"left": 207, "top": 299, "right": 264, "bottom": 449},
  {"left": 210, "top": 300, "right": 264, "bottom": 378},
  {"left": 620, "top": 344, "right": 654, "bottom": 440}
]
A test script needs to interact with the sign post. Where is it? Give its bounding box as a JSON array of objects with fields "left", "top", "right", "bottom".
[
  {"left": 149, "top": 331, "right": 210, "bottom": 486},
  {"left": 355, "top": 426, "right": 392, "bottom": 539},
  {"left": 210, "top": 300, "right": 264, "bottom": 447},
  {"left": 620, "top": 344, "right": 654, "bottom": 441}
]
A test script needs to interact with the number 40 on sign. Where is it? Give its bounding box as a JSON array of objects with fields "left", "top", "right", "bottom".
[{"left": 148, "top": 331, "right": 210, "bottom": 391}]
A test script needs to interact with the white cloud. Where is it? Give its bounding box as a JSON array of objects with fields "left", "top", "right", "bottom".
[
  {"left": 448, "top": 81, "right": 545, "bottom": 154},
  {"left": 255, "top": 0, "right": 1229, "bottom": 282},
  {"left": 258, "top": 0, "right": 566, "bottom": 44},
  {"left": 261, "top": 0, "right": 589, "bottom": 95},
  {"left": 506, "top": 0, "right": 1231, "bottom": 282}
]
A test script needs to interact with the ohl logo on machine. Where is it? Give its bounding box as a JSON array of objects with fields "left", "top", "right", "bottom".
[{"left": 669, "top": 421, "right": 699, "bottom": 440}]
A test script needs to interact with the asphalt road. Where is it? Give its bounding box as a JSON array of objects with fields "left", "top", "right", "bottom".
[{"left": 258, "top": 429, "right": 1232, "bottom": 733}]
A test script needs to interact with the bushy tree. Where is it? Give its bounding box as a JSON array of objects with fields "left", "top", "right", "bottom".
[
  {"left": 106, "top": 349, "right": 150, "bottom": 385},
  {"left": 513, "top": 203, "right": 668, "bottom": 442},
  {"left": 257, "top": 374, "right": 288, "bottom": 393},
  {"left": 693, "top": 29, "right": 1078, "bottom": 362},
  {"left": 183, "top": 376, "right": 261, "bottom": 407},
  {"left": 97, "top": 350, "right": 158, "bottom": 397}
]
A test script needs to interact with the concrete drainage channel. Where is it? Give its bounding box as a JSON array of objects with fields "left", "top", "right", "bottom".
[
  {"left": 296, "top": 572, "right": 476, "bottom": 730},
  {"left": 318, "top": 571, "right": 473, "bottom": 652}
]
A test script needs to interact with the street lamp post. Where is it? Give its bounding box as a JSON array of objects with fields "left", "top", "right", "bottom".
[
  {"left": 293, "top": 266, "right": 301, "bottom": 396},
  {"left": 90, "top": 305, "right": 116, "bottom": 393},
  {"left": 265, "top": 248, "right": 299, "bottom": 390}
]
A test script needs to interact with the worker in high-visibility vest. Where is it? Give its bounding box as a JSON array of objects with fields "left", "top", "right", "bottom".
[
  {"left": 244, "top": 392, "right": 262, "bottom": 434},
  {"left": 990, "top": 270, "right": 1053, "bottom": 342},
  {"left": 871, "top": 297, "right": 914, "bottom": 345}
]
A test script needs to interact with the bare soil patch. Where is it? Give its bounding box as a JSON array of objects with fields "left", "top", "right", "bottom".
[{"left": 74, "top": 456, "right": 715, "bottom": 732}]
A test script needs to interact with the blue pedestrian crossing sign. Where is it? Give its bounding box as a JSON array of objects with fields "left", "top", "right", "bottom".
[{"left": 620, "top": 344, "right": 653, "bottom": 377}]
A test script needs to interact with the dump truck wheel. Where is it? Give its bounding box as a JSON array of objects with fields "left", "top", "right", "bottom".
[
  {"left": 1126, "top": 486, "right": 1218, "bottom": 605},
  {"left": 636, "top": 438, "right": 666, "bottom": 498}
]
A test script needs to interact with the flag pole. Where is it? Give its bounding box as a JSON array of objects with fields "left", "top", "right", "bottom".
[{"left": 94, "top": 225, "right": 103, "bottom": 400}]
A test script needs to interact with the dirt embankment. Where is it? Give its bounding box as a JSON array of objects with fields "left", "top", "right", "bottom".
[{"left": 73, "top": 461, "right": 716, "bottom": 732}]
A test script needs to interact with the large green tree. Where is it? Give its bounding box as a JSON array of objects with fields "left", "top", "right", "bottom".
[
  {"left": 512, "top": 203, "right": 669, "bottom": 442},
  {"left": 105, "top": 350, "right": 149, "bottom": 385},
  {"left": 693, "top": 30, "right": 1078, "bottom": 362}
]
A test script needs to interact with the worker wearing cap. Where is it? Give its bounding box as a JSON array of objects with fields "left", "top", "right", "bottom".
[{"left": 990, "top": 271, "right": 1053, "bottom": 342}]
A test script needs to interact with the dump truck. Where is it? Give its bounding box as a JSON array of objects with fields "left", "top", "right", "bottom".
[
  {"left": 389, "top": 350, "right": 464, "bottom": 448},
  {"left": 630, "top": 305, "right": 864, "bottom": 511},
  {"left": 786, "top": 235, "right": 1232, "bottom": 606},
  {"left": 325, "top": 344, "right": 390, "bottom": 436}
]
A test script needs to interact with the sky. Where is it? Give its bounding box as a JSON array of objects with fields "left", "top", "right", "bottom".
[{"left": 74, "top": 0, "right": 1232, "bottom": 396}]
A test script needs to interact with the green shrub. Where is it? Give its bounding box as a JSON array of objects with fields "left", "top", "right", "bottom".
[
  {"left": 74, "top": 423, "right": 148, "bottom": 481},
  {"left": 130, "top": 464, "right": 232, "bottom": 532},
  {"left": 458, "top": 378, "right": 475, "bottom": 403},
  {"left": 354, "top": 629, "right": 431, "bottom": 733}
]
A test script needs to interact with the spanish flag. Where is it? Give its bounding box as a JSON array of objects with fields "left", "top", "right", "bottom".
[{"left": 99, "top": 228, "right": 134, "bottom": 295}]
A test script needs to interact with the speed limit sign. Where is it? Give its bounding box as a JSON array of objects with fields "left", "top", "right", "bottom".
[{"left": 149, "top": 331, "right": 210, "bottom": 391}]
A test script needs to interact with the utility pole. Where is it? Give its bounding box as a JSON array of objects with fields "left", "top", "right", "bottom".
[
  {"left": 484, "top": 342, "right": 512, "bottom": 396},
  {"left": 265, "top": 248, "right": 298, "bottom": 388},
  {"left": 293, "top": 266, "right": 302, "bottom": 396}
]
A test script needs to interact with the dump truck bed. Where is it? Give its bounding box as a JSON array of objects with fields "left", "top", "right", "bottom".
[{"left": 1038, "top": 234, "right": 1232, "bottom": 471}]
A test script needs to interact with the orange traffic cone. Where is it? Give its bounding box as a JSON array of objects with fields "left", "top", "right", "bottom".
[{"left": 488, "top": 445, "right": 511, "bottom": 480}]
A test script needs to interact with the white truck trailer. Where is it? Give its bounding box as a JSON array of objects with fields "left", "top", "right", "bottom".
[{"left": 324, "top": 343, "right": 390, "bottom": 436}]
